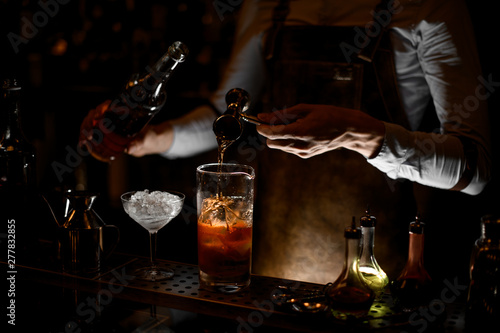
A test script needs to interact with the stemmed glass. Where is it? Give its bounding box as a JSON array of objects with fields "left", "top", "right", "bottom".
[{"left": 121, "top": 190, "right": 185, "bottom": 281}]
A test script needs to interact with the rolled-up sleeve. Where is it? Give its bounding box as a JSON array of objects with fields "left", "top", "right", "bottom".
[{"left": 368, "top": 0, "right": 491, "bottom": 195}]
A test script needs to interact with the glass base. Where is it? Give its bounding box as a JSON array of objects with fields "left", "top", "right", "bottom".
[
  {"left": 134, "top": 266, "right": 174, "bottom": 282},
  {"left": 199, "top": 271, "right": 250, "bottom": 293}
]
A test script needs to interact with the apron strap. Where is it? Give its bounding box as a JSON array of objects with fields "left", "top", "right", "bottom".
[
  {"left": 358, "top": 0, "right": 391, "bottom": 62},
  {"left": 264, "top": 0, "right": 291, "bottom": 61}
]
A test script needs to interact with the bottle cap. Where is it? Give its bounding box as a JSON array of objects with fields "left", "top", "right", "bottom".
[
  {"left": 409, "top": 216, "right": 425, "bottom": 234},
  {"left": 360, "top": 208, "right": 376, "bottom": 227},
  {"left": 345, "top": 216, "right": 361, "bottom": 239}
]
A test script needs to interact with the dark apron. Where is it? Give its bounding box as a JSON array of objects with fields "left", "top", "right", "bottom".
[
  {"left": 248, "top": 1, "right": 483, "bottom": 286},
  {"left": 251, "top": 23, "right": 415, "bottom": 284}
]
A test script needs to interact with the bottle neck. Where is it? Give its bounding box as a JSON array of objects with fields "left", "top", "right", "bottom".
[
  {"left": 345, "top": 237, "right": 361, "bottom": 270},
  {"left": 1, "top": 87, "right": 28, "bottom": 146},
  {"left": 480, "top": 220, "right": 500, "bottom": 246},
  {"left": 142, "top": 42, "right": 188, "bottom": 94},
  {"left": 143, "top": 56, "right": 180, "bottom": 93},
  {"left": 125, "top": 44, "right": 187, "bottom": 113},
  {"left": 406, "top": 232, "right": 426, "bottom": 270},
  {"left": 360, "top": 226, "right": 375, "bottom": 258}
]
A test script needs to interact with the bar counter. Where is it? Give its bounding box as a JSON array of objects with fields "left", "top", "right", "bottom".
[{"left": 2, "top": 249, "right": 468, "bottom": 333}]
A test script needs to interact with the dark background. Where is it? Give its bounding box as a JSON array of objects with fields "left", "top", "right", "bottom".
[{"left": 0, "top": 0, "right": 498, "bottom": 266}]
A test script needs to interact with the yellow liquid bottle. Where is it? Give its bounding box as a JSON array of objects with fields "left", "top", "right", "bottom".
[{"left": 358, "top": 210, "right": 389, "bottom": 300}]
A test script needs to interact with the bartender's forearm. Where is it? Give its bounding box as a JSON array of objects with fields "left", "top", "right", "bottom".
[
  {"left": 160, "top": 105, "right": 218, "bottom": 159},
  {"left": 367, "top": 123, "right": 491, "bottom": 195}
]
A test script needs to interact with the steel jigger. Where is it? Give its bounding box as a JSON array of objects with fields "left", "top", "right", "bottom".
[{"left": 213, "top": 88, "right": 267, "bottom": 141}]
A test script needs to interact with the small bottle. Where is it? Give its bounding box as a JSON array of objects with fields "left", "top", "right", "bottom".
[
  {"left": 79, "top": 41, "right": 189, "bottom": 162},
  {"left": 326, "top": 217, "right": 374, "bottom": 318},
  {"left": 0, "top": 79, "right": 39, "bottom": 260},
  {"left": 466, "top": 214, "right": 500, "bottom": 328},
  {"left": 390, "top": 217, "right": 433, "bottom": 312},
  {"left": 359, "top": 209, "right": 389, "bottom": 300}
]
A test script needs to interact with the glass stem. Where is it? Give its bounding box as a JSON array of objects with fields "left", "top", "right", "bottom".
[{"left": 149, "top": 231, "right": 158, "bottom": 268}]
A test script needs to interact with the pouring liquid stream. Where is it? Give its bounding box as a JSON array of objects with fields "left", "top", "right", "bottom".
[{"left": 216, "top": 137, "right": 235, "bottom": 197}]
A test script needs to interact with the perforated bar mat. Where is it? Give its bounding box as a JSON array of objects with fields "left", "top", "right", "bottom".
[{"left": 94, "top": 257, "right": 467, "bottom": 332}]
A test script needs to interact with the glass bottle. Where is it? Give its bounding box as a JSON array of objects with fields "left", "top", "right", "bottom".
[
  {"left": 0, "top": 78, "right": 39, "bottom": 260},
  {"left": 358, "top": 209, "right": 389, "bottom": 300},
  {"left": 390, "top": 217, "right": 433, "bottom": 312},
  {"left": 79, "top": 41, "right": 189, "bottom": 162},
  {"left": 0, "top": 79, "right": 36, "bottom": 189},
  {"left": 466, "top": 214, "right": 500, "bottom": 328},
  {"left": 326, "top": 217, "right": 374, "bottom": 318}
]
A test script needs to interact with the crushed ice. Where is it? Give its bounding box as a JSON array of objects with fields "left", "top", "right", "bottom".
[{"left": 126, "top": 190, "right": 183, "bottom": 218}]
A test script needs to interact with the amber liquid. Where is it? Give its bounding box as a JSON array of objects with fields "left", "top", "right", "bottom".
[
  {"left": 198, "top": 221, "right": 252, "bottom": 277},
  {"left": 197, "top": 122, "right": 252, "bottom": 292},
  {"left": 215, "top": 136, "right": 235, "bottom": 197},
  {"left": 327, "top": 285, "right": 373, "bottom": 318},
  {"left": 83, "top": 102, "right": 155, "bottom": 162},
  {"left": 466, "top": 248, "right": 500, "bottom": 325},
  {"left": 390, "top": 277, "right": 434, "bottom": 312}
]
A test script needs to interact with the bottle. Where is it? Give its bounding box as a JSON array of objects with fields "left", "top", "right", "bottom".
[
  {"left": 79, "top": 41, "right": 189, "bottom": 162},
  {"left": 325, "top": 217, "right": 374, "bottom": 318},
  {"left": 390, "top": 217, "right": 433, "bottom": 312},
  {"left": 0, "top": 78, "right": 39, "bottom": 261},
  {"left": 358, "top": 209, "right": 389, "bottom": 300},
  {"left": 0, "top": 79, "right": 36, "bottom": 189},
  {"left": 466, "top": 214, "right": 500, "bottom": 328}
]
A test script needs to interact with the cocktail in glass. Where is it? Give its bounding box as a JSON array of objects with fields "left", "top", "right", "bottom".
[
  {"left": 121, "top": 190, "right": 184, "bottom": 281},
  {"left": 197, "top": 163, "right": 255, "bottom": 293}
]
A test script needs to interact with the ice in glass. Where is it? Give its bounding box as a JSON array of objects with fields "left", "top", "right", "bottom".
[{"left": 197, "top": 163, "right": 254, "bottom": 293}]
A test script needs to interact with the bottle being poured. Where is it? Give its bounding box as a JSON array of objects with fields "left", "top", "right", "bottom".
[{"left": 79, "top": 41, "right": 189, "bottom": 162}]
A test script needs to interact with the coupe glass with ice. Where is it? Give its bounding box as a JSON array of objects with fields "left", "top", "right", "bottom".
[
  {"left": 121, "top": 190, "right": 184, "bottom": 281},
  {"left": 197, "top": 163, "right": 255, "bottom": 293}
]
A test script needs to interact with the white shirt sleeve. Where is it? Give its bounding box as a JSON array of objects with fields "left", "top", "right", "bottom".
[
  {"left": 160, "top": 105, "right": 218, "bottom": 159},
  {"left": 161, "top": 2, "right": 268, "bottom": 160},
  {"left": 368, "top": 0, "right": 491, "bottom": 195}
]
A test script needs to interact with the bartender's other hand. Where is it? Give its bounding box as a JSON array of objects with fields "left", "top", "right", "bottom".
[
  {"left": 126, "top": 121, "right": 174, "bottom": 157},
  {"left": 256, "top": 104, "right": 385, "bottom": 159}
]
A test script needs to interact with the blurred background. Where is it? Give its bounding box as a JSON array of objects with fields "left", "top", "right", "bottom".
[{"left": 0, "top": 0, "right": 498, "bottom": 268}]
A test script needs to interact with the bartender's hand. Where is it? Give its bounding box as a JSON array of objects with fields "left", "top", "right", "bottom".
[
  {"left": 79, "top": 100, "right": 174, "bottom": 157},
  {"left": 126, "top": 121, "right": 174, "bottom": 157},
  {"left": 256, "top": 104, "right": 386, "bottom": 159}
]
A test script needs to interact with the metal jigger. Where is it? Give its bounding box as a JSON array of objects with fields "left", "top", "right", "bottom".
[{"left": 213, "top": 88, "right": 265, "bottom": 141}]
